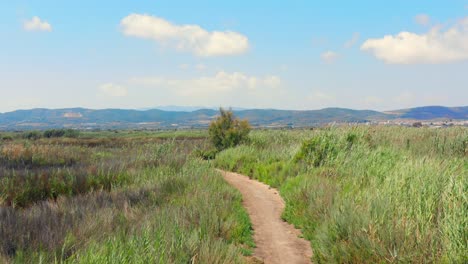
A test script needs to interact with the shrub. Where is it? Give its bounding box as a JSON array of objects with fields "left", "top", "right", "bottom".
[
  {"left": 294, "top": 132, "right": 340, "bottom": 167},
  {"left": 208, "top": 108, "right": 251, "bottom": 151},
  {"left": 195, "top": 148, "right": 218, "bottom": 160},
  {"left": 1, "top": 135, "right": 13, "bottom": 141},
  {"left": 43, "top": 129, "right": 79, "bottom": 138},
  {"left": 22, "top": 131, "right": 42, "bottom": 140}
]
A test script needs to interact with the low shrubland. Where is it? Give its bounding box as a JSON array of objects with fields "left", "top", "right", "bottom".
[
  {"left": 0, "top": 131, "right": 253, "bottom": 263},
  {"left": 2, "top": 125, "right": 465, "bottom": 263},
  {"left": 215, "top": 126, "right": 467, "bottom": 263}
]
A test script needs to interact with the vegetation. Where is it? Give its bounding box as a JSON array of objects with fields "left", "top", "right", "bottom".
[
  {"left": 1, "top": 125, "right": 466, "bottom": 263},
  {"left": 215, "top": 126, "right": 467, "bottom": 263},
  {"left": 209, "top": 108, "right": 251, "bottom": 151},
  {"left": 0, "top": 131, "right": 253, "bottom": 263},
  {"left": 43, "top": 129, "right": 80, "bottom": 138}
]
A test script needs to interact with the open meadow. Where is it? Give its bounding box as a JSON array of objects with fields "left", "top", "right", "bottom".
[
  {"left": 0, "top": 126, "right": 466, "bottom": 263},
  {"left": 0, "top": 130, "right": 253, "bottom": 263}
]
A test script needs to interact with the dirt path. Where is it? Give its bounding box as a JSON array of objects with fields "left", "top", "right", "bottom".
[{"left": 219, "top": 170, "right": 312, "bottom": 264}]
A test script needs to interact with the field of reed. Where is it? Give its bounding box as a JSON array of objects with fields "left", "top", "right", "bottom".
[
  {"left": 215, "top": 126, "right": 467, "bottom": 263},
  {"left": 0, "top": 130, "right": 253, "bottom": 263},
  {"left": 1, "top": 126, "right": 466, "bottom": 263}
]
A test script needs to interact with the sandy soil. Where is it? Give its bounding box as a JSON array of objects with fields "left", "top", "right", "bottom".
[{"left": 219, "top": 170, "right": 312, "bottom": 264}]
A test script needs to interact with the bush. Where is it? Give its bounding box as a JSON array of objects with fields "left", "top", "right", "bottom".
[
  {"left": 1, "top": 135, "right": 13, "bottom": 141},
  {"left": 208, "top": 108, "right": 251, "bottom": 151},
  {"left": 43, "top": 129, "right": 80, "bottom": 138},
  {"left": 195, "top": 148, "right": 218, "bottom": 160},
  {"left": 294, "top": 132, "right": 340, "bottom": 167},
  {"left": 22, "top": 131, "right": 42, "bottom": 140}
]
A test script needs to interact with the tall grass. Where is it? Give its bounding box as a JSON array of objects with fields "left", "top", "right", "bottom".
[
  {"left": 216, "top": 126, "right": 467, "bottom": 263},
  {"left": 0, "top": 132, "right": 253, "bottom": 263}
]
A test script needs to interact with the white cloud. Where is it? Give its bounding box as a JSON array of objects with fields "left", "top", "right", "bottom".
[
  {"left": 98, "top": 83, "right": 128, "bottom": 97},
  {"left": 344, "top": 32, "right": 360, "bottom": 48},
  {"left": 131, "top": 71, "right": 280, "bottom": 96},
  {"left": 361, "top": 17, "right": 468, "bottom": 64},
  {"left": 414, "top": 14, "right": 431, "bottom": 26},
  {"left": 321, "top": 51, "right": 339, "bottom": 63},
  {"left": 129, "top": 71, "right": 282, "bottom": 107},
  {"left": 120, "top": 14, "right": 249, "bottom": 57},
  {"left": 23, "top": 16, "right": 52, "bottom": 32}
]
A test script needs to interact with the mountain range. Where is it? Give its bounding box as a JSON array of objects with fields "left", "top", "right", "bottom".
[{"left": 0, "top": 106, "right": 466, "bottom": 130}]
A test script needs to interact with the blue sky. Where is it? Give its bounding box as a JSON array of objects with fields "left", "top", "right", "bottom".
[{"left": 1, "top": 0, "right": 467, "bottom": 112}]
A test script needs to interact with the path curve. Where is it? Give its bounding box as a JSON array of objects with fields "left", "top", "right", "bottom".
[{"left": 219, "top": 170, "right": 312, "bottom": 264}]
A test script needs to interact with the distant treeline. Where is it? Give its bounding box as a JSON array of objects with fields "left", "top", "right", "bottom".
[{"left": 17, "top": 129, "right": 80, "bottom": 140}]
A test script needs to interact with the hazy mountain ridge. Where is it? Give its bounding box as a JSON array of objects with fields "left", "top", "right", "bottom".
[
  {"left": 388, "top": 106, "right": 468, "bottom": 120},
  {"left": 0, "top": 106, "right": 466, "bottom": 130}
]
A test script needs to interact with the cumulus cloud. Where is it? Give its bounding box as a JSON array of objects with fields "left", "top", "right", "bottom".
[
  {"left": 321, "top": 51, "right": 339, "bottom": 63},
  {"left": 131, "top": 71, "right": 280, "bottom": 96},
  {"left": 99, "top": 83, "right": 128, "bottom": 97},
  {"left": 23, "top": 16, "right": 52, "bottom": 32},
  {"left": 344, "top": 32, "right": 360, "bottom": 48},
  {"left": 120, "top": 14, "right": 249, "bottom": 56},
  {"left": 414, "top": 14, "right": 431, "bottom": 26},
  {"left": 361, "top": 17, "right": 468, "bottom": 64},
  {"left": 128, "top": 71, "right": 282, "bottom": 107}
]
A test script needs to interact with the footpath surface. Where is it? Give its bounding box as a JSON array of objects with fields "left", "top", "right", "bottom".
[{"left": 219, "top": 170, "right": 312, "bottom": 264}]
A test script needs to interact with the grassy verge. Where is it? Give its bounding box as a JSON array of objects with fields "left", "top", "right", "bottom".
[{"left": 215, "top": 127, "right": 467, "bottom": 263}]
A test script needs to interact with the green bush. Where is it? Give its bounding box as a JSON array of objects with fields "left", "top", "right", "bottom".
[
  {"left": 294, "top": 132, "right": 340, "bottom": 167},
  {"left": 43, "top": 129, "right": 80, "bottom": 138},
  {"left": 209, "top": 108, "right": 251, "bottom": 151},
  {"left": 194, "top": 148, "right": 218, "bottom": 160},
  {"left": 22, "top": 131, "right": 42, "bottom": 140}
]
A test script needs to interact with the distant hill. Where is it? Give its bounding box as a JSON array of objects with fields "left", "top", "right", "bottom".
[
  {"left": 0, "top": 106, "right": 466, "bottom": 130},
  {"left": 386, "top": 106, "right": 468, "bottom": 120},
  {"left": 147, "top": 106, "right": 246, "bottom": 112}
]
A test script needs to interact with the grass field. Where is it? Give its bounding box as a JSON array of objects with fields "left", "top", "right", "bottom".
[
  {"left": 215, "top": 126, "right": 467, "bottom": 263},
  {"left": 1, "top": 126, "right": 466, "bottom": 263},
  {"left": 0, "top": 130, "right": 253, "bottom": 263}
]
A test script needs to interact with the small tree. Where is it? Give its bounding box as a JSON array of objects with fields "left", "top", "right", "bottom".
[{"left": 209, "top": 108, "right": 251, "bottom": 151}]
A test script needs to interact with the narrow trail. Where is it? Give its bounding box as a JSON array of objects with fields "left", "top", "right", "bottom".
[{"left": 219, "top": 170, "right": 312, "bottom": 264}]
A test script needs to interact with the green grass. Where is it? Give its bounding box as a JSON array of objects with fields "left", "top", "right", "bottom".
[
  {"left": 2, "top": 127, "right": 466, "bottom": 263},
  {"left": 0, "top": 131, "right": 253, "bottom": 263},
  {"left": 215, "top": 126, "right": 467, "bottom": 263}
]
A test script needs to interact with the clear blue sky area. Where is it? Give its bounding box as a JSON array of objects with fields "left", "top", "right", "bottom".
[{"left": 1, "top": 0, "right": 467, "bottom": 112}]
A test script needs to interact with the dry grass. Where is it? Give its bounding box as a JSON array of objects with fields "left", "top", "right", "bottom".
[{"left": 0, "top": 131, "right": 253, "bottom": 263}]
